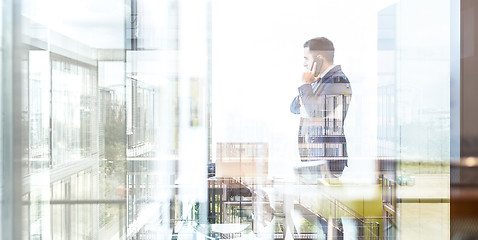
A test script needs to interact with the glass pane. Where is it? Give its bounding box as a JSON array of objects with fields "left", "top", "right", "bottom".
[
  {"left": 3, "top": 0, "right": 458, "bottom": 239},
  {"left": 21, "top": 0, "right": 127, "bottom": 239}
]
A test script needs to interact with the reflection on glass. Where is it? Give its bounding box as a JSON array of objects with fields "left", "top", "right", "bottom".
[
  {"left": 29, "top": 51, "right": 51, "bottom": 172},
  {"left": 1, "top": 0, "right": 455, "bottom": 239}
]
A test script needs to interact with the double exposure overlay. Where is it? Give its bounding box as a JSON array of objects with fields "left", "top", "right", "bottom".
[{"left": 0, "top": 0, "right": 474, "bottom": 239}]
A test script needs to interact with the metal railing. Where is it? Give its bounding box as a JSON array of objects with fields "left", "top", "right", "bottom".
[{"left": 297, "top": 180, "right": 381, "bottom": 239}]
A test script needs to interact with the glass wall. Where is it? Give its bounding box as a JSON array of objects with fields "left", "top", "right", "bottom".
[
  {"left": 20, "top": 0, "right": 128, "bottom": 239},
  {"left": 0, "top": 0, "right": 462, "bottom": 239}
]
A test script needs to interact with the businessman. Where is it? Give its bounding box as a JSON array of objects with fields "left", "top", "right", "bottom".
[{"left": 290, "top": 37, "right": 352, "bottom": 178}]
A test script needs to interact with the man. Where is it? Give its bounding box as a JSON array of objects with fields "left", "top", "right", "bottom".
[{"left": 290, "top": 37, "right": 352, "bottom": 178}]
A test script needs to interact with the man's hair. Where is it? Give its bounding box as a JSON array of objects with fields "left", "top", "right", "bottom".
[{"left": 303, "top": 37, "right": 334, "bottom": 63}]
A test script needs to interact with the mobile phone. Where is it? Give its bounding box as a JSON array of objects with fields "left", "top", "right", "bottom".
[{"left": 311, "top": 57, "right": 323, "bottom": 78}]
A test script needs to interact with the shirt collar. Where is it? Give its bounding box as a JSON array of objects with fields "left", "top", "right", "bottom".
[{"left": 319, "top": 64, "right": 336, "bottom": 78}]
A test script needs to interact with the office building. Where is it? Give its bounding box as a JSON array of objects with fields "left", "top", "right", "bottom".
[{"left": 0, "top": 0, "right": 476, "bottom": 239}]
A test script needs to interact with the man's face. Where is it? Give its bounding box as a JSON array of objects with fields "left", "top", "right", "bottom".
[{"left": 303, "top": 47, "right": 316, "bottom": 70}]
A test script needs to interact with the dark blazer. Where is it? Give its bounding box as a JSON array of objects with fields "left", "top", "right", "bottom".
[{"left": 290, "top": 65, "right": 352, "bottom": 174}]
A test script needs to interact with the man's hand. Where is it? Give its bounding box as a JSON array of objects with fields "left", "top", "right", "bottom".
[{"left": 302, "top": 61, "right": 320, "bottom": 84}]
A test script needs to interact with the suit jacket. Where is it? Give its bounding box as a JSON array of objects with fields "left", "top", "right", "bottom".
[{"left": 290, "top": 65, "right": 352, "bottom": 174}]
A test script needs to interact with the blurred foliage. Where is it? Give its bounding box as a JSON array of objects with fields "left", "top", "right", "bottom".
[{"left": 101, "top": 103, "right": 127, "bottom": 227}]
